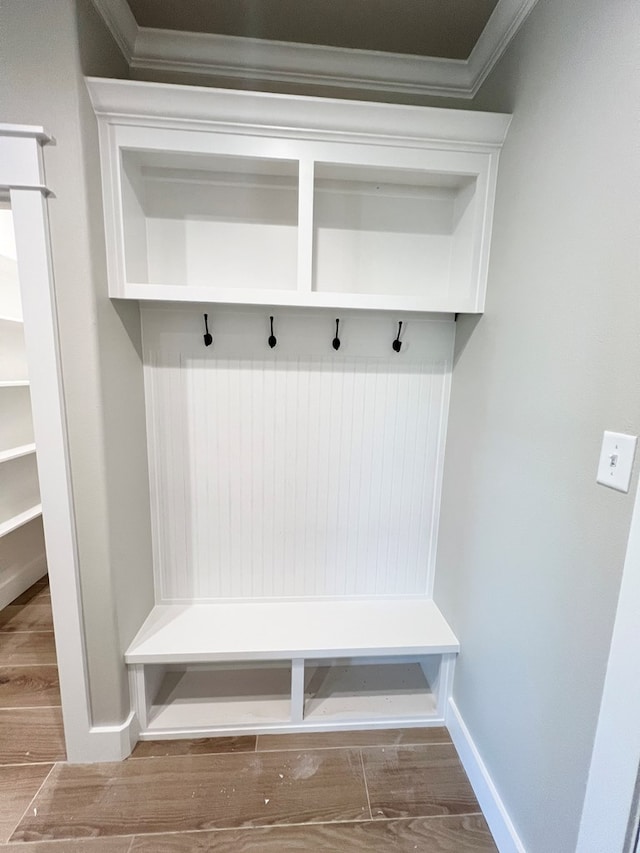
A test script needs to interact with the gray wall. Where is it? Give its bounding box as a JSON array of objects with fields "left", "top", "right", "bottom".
[
  {"left": 0, "top": 0, "right": 155, "bottom": 725},
  {"left": 435, "top": 0, "right": 640, "bottom": 850}
]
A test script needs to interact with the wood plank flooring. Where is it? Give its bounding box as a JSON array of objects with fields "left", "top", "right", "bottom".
[
  {"left": 0, "top": 666, "right": 60, "bottom": 707},
  {"left": 0, "top": 579, "right": 498, "bottom": 851}
]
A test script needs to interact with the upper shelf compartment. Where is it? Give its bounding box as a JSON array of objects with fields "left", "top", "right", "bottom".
[
  {"left": 313, "top": 162, "right": 477, "bottom": 305},
  {"left": 122, "top": 150, "right": 299, "bottom": 293},
  {"left": 88, "top": 78, "right": 510, "bottom": 313}
]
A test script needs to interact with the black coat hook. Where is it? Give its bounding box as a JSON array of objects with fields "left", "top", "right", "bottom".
[
  {"left": 268, "top": 316, "right": 277, "bottom": 349},
  {"left": 392, "top": 321, "right": 403, "bottom": 353},
  {"left": 203, "top": 313, "right": 213, "bottom": 347},
  {"left": 332, "top": 318, "right": 341, "bottom": 351}
]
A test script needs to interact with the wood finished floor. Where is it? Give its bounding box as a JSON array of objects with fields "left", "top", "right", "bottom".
[{"left": 0, "top": 580, "right": 497, "bottom": 851}]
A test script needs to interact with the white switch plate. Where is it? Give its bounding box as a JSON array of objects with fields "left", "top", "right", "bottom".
[{"left": 596, "top": 431, "right": 637, "bottom": 492}]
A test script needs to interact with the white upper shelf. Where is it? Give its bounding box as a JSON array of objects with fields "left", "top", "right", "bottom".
[
  {"left": 88, "top": 78, "right": 510, "bottom": 314},
  {"left": 125, "top": 598, "right": 460, "bottom": 664}
]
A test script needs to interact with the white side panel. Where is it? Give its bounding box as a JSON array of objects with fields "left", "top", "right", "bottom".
[
  {"left": 10, "top": 188, "right": 92, "bottom": 762},
  {"left": 142, "top": 306, "right": 454, "bottom": 602},
  {"left": 120, "top": 155, "right": 149, "bottom": 285}
]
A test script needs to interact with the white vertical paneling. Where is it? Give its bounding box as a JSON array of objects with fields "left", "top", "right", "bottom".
[{"left": 142, "top": 306, "right": 454, "bottom": 602}]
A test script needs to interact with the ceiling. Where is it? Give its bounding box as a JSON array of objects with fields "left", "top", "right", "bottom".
[
  {"left": 92, "top": 0, "right": 539, "bottom": 100},
  {"left": 125, "top": 0, "right": 500, "bottom": 61}
]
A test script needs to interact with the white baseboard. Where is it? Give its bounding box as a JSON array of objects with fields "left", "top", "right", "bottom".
[
  {"left": 65, "top": 710, "right": 139, "bottom": 764},
  {"left": 0, "top": 551, "right": 47, "bottom": 609},
  {"left": 447, "top": 698, "right": 526, "bottom": 853}
]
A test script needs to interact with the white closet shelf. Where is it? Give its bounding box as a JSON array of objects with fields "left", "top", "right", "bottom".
[
  {"left": 0, "top": 503, "right": 42, "bottom": 538},
  {"left": 126, "top": 598, "right": 459, "bottom": 664},
  {"left": 121, "top": 284, "right": 469, "bottom": 314},
  {"left": 0, "top": 315, "right": 23, "bottom": 324},
  {"left": 0, "top": 443, "right": 36, "bottom": 464},
  {"left": 0, "top": 380, "right": 29, "bottom": 388}
]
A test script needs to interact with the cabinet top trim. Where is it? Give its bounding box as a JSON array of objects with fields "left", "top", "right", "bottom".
[
  {"left": 0, "top": 124, "right": 52, "bottom": 143},
  {"left": 86, "top": 77, "right": 511, "bottom": 151}
]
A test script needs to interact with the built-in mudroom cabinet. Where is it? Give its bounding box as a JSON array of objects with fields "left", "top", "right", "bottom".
[{"left": 88, "top": 78, "right": 510, "bottom": 741}]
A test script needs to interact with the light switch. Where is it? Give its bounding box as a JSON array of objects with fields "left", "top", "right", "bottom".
[{"left": 596, "top": 431, "right": 637, "bottom": 492}]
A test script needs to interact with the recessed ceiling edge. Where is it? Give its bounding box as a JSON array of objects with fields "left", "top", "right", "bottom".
[{"left": 91, "top": 0, "right": 539, "bottom": 100}]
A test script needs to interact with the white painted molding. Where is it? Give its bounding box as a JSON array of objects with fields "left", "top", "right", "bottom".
[
  {"left": 447, "top": 699, "right": 526, "bottom": 853},
  {"left": 84, "top": 711, "right": 140, "bottom": 763},
  {"left": 91, "top": 0, "right": 137, "bottom": 63},
  {"left": 132, "top": 29, "right": 471, "bottom": 99},
  {"left": 2, "top": 125, "right": 120, "bottom": 763},
  {"left": 0, "top": 124, "right": 51, "bottom": 142},
  {"left": 576, "top": 479, "right": 640, "bottom": 853},
  {"left": 86, "top": 77, "right": 511, "bottom": 151},
  {"left": 91, "top": 0, "right": 539, "bottom": 99},
  {"left": 467, "top": 0, "right": 540, "bottom": 95},
  {"left": 0, "top": 133, "right": 48, "bottom": 192}
]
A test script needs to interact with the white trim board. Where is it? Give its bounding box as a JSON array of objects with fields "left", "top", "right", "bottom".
[
  {"left": 2, "top": 125, "right": 134, "bottom": 764},
  {"left": 447, "top": 699, "right": 526, "bottom": 853},
  {"left": 86, "top": 77, "right": 511, "bottom": 149},
  {"left": 91, "top": 0, "right": 539, "bottom": 100},
  {"left": 576, "top": 478, "right": 640, "bottom": 853},
  {"left": 86, "top": 711, "right": 140, "bottom": 764}
]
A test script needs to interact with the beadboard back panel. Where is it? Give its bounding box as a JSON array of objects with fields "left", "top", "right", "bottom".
[{"left": 141, "top": 305, "right": 454, "bottom": 603}]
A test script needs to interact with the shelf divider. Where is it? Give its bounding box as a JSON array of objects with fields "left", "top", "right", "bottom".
[
  {"left": 296, "top": 158, "right": 314, "bottom": 294},
  {"left": 291, "top": 657, "right": 305, "bottom": 723}
]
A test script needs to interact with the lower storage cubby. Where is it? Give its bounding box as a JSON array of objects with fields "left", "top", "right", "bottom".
[
  {"left": 303, "top": 659, "right": 438, "bottom": 724},
  {"left": 131, "top": 655, "right": 455, "bottom": 739},
  {"left": 136, "top": 662, "right": 292, "bottom": 735}
]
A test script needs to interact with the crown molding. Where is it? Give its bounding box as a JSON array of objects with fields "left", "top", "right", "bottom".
[
  {"left": 92, "top": 0, "right": 539, "bottom": 100},
  {"left": 133, "top": 30, "right": 472, "bottom": 98},
  {"left": 86, "top": 77, "right": 511, "bottom": 151},
  {"left": 92, "top": 0, "right": 137, "bottom": 63},
  {"left": 467, "top": 0, "right": 539, "bottom": 95}
]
